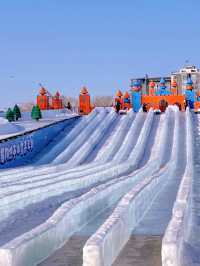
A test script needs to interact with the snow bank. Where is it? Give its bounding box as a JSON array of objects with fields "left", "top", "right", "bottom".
[
  {"left": 82, "top": 107, "right": 180, "bottom": 266},
  {"left": 0, "top": 118, "right": 24, "bottom": 135},
  {"left": 21, "top": 109, "right": 74, "bottom": 121},
  {"left": 162, "top": 108, "right": 193, "bottom": 266}
]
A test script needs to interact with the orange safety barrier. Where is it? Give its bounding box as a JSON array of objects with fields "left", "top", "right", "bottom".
[{"left": 142, "top": 95, "right": 185, "bottom": 111}]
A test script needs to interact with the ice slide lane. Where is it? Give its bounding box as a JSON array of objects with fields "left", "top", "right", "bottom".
[
  {"left": 48, "top": 108, "right": 109, "bottom": 164},
  {"left": 94, "top": 111, "right": 136, "bottom": 163},
  {"left": 0, "top": 111, "right": 149, "bottom": 226},
  {"left": 162, "top": 109, "right": 194, "bottom": 266},
  {"left": 0, "top": 109, "right": 170, "bottom": 266},
  {"left": 84, "top": 114, "right": 123, "bottom": 164},
  {"left": 62, "top": 109, "right": 118, "bottom": 167},
  {"left": 82, "top": 107, "right": 181, "bottom": 266}
]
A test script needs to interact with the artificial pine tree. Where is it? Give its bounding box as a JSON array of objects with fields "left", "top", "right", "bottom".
[
  {"left": 5, "top": 108, "right": 15, "bottom": 122},
  {"left": 31, "top": 105, "right": 42, "bottom": 121},
  {"left": 31, "top": 106, "right": 36, "bottom": 120},
  {"left": 13, "top": 104, "right": 21, "bottom": 121}
]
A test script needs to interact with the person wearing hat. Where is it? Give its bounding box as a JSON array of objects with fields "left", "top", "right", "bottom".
[{"left": 115, "top": 90, "right": 123, "bottom": 113}]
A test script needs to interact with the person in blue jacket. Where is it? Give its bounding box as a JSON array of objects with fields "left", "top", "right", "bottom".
[{"left": 185, "top": 78, "right": 195, "bottom": 109}]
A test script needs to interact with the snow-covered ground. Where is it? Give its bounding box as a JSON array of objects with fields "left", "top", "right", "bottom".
[
  {"left": 0, "top": 110, "right": 78, "bottom": 140},
  {"left": 0, "top": 118, "right": 25, "bottom": 137},
  {"left": 0, "top": 107, "right": 196, "bottom": 266}
]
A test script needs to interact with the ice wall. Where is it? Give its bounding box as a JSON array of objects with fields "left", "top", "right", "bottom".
[{"left": 0, "top": 116, "right": 79, "bottom": 169}]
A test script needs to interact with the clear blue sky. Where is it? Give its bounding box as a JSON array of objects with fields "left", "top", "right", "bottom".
[{"left": 0, "top": 0, "right": 200, "bottom": 108}]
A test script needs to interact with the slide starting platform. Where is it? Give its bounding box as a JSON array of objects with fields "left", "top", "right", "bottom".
[{"left": 113, "top": 77, "right": 200, "bottom": 114}]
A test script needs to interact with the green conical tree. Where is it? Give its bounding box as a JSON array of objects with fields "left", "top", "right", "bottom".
[
  {"left": 31, "top": 105, "right": 42, "bottom": 121},
  {"left": 31, "top": 106, "right": 36, "bottom": 119},
  {"left": 13, "top": 104, "right": 21, "bottom": 121},
  {"left": 5, "top": 108, "right": 15, "bottom": 122}
]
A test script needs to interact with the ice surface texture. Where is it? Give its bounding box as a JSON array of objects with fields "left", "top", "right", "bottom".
[
  {"left": 82, "top": 107, "right": 180, "bottom": 266},
  {"left": 162, "top": 108, "right": 194, "bottom": 266}
]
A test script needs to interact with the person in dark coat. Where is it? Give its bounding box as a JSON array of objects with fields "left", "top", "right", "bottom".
[
  {"left": 66, "top": 102, "right": 72, "bottom": 111},
  {"left": 115, "top": 100, "right": 121, "bottom": 113}
]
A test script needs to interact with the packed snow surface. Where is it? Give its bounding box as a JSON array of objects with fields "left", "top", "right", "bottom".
[{"left": 0, "top": 118, "right": 24, "bottom": 135}]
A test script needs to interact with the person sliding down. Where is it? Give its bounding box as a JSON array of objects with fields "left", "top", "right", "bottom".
[{"left": 115, "top": 101, "right": 121, "bottom": 113}]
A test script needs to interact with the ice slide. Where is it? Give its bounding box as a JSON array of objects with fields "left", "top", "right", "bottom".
[
  {"left": 162, "top": 110, "right": 196, "bottom": 266},
  {"left": 0, "top": 108, "right": 172, "bottom": 266},
  {"left": 0, "top": 107, "right": 194, "bottom": 266}
]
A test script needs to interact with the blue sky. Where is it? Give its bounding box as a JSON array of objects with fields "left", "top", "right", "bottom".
[{"left": 0, "top": 0, "right": 200, "bottom": 107}]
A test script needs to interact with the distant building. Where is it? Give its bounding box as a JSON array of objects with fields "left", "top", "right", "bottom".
[
  {"left": 131, "top": 65, "right": 200, "bottom": 94},
  {"left": 130, "top": 75, "right": 171, "bottom": 94},
  {"left": 171, "top": 65, "right": 200, "bottom": 94}
]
